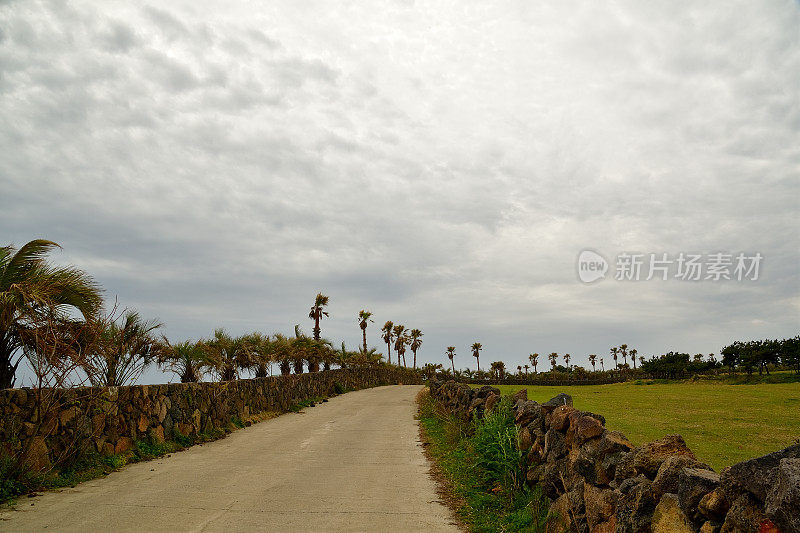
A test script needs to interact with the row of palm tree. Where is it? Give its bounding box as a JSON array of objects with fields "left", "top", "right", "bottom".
[{"left": 379, "top": 320, "right": 423, "bottom": 369}]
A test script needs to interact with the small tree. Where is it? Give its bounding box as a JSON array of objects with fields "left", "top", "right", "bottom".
[{"left": 159, "top": 339, "right": 216, "bottom": 383}]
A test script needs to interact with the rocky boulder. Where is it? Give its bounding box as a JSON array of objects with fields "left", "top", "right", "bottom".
[
  {"left": 514, "top": 400, "right": 541, "bottom": 427},
  {"left": 652, "top": 455, "right": 708, "bottom": 498},
  {"left": 724, "top": 443, "right": 800, "bottom": 502},
  {"left": 577, "top": 430, "right": 634, "bottom": 487},
  {"left": 720, "top": 493, "right": 767, "bottom": 533},
  {"left": 632, "top": 434, "right": 697, "bottom": 479},
  {"left": 615, "top": 475, "right": 658, "bottom": 533},
  {"left": 541, "top": 392, "right": 573, "bottom": 413},
  {"left": 678, "top": 467, "right": 720, "bottom": 524},
  {"left": 652, "top": 493, "right": 694, "bottom": 533},
  {"left": 764, "top": 457, "right": 800, "bottom": 533}
]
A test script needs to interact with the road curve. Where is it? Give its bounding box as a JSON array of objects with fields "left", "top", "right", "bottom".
[{"left": 1, "top": 385, "right": 459, "bottom": 532}]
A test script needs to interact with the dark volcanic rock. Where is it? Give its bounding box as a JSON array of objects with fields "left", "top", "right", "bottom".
[
  {"left": 764, "top": 457, "right": 800, "bottom": 533},
  {"left": 633, "top": 434, "right": 697, "bottom": 479},
  {"left": 653, "top": 455, "right": 706, "bottom": 498},
  {"left": 720, "top": 492, "right": 767, "bottom": 533},
  {"left": 514, "top": 400, "right": 541, "bottom": 427},
  {"left": 541, "top": 392, "right": 573, "bottom": 413},
  {"left": 678, "top": 467, "right": 720, "bottom": 524},
  {"left": 725, "top": 442, "right": 800, "bottom": 502}
]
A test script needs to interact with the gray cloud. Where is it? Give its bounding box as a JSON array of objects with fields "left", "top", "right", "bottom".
[{"left": 1, "top": 0, "right": 798, "bottom": 384}]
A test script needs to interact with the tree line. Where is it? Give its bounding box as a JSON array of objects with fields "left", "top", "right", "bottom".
[{"left": 1, "top": 240, "right": 423, "bottom": 390}]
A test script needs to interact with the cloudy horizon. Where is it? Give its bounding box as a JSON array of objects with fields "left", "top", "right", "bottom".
[{"left": 2, "top": 0, "right": 798, "bottom": 384}]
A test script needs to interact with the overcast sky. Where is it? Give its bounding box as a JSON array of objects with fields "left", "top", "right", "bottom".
[{"left": 1, "top": 0, "right": 798, "bottom": 384}]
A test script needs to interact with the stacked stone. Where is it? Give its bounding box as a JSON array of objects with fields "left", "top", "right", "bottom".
[
  {"left": 429, "top": 380, "right": 799, "bottom": 533},
  {"left": 0, "top": 367, "right": 423, "bottom": 473}
]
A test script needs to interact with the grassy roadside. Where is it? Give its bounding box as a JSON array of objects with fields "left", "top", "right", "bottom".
[
  {"left": 481, "top": 380, "right": 800, "bottom": 471},
  {"left": 416, "top": 388, "right": 550, "bottom": 532}
]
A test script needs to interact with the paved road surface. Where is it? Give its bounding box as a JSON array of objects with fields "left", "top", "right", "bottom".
[{"left": 0, "top": 385, "right": 459, "bottom": 532}]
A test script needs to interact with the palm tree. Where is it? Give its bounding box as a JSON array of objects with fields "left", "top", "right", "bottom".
[
  {"left": 159, "top": 339, "right": 216, "bottom": 383},
  {"left": 589, "top": 354, "right": 597, "bottom": 372},
  {"left": 564, "top": 353, "right": 571, "bottom": 368},
  {"left": 529, "top": 353, "right": 539, "bottom": 373},
  {"left": 471, "top": 342, "right": 482, "bottom": 371},
  {"left": 446, "top": 346, "right": 456, "bottom": 374},
  {"left": 549, "top": 352, "right": 558, "bottom": 370},
  {"left": 523, "top": 364, "right": 529, "bottom": 376},
  {"left": 0, "top": 239, "right": 103, "bottom": 389},
  {"left": 308, "top": 293, "right": 329, "bottom": 342},
  {"left": 630, "top": 348, "right": 638, "bottom": 369},
  {"left": 381, "top": 321, "right": 394, "bottom": 364},
  {"left": 517, "top": 365, "right": 522, "bottom": 375},
  {"left": 204, "top": 328, "right": 250, "bottom": 381},
  {"left": 83, "top": 309, "right": 162, "bottom": 386},
  {"left": 392, "top": 324, "right": 407, "bottom": 366},
  {"left": 620, "top": 344, "right": 628, "bottom": 367},
  {"left": 600, "top": 357, "right": 605, "bottom": 371},
  {"left": 639, "top": 355, "right": 645, "bottom": 368},
  {"left": 409, "top": 329, "right": 423, "bottom": 369},
  {"left": 357, "top": 310, "right": 374, "bottom": 352},
  {"left": 611, "top": 347, "right": 619, "bottom": 369},
  {"left": 490, "top": 361, "right": 505, "bottom": 380},
  {"left": 273, "top": 333, "right": 293, "bottom": 375}
]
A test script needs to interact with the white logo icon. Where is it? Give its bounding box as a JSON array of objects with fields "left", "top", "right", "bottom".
[{"left": 577, "top": 250, "right": 608, "bottom": 283}]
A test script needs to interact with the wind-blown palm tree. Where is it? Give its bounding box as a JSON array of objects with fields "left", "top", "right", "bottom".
[
  {"left": 549, "top": 352, "right": 558, "bottom": 370},
  {"left": 620, "top": 344, "right": 628, "bottom": 367},
  {"left": 159, "top": 339, "right": 216, "bottom": 383},
  {"left": 630, "top": 348, "right": 638, "bottom": 369},
  {"left": 529, "top": 353, "right": 539, "bottom": 374},
  {"left": 409, "top": 329, "right": 423, "bottom": 369},
  {"left": 357, "top": 310, "right": 374, "bottom": 352},
  {"left": 308, "top": 293, "right": 329, "bottom": 342},
  {"left": 204, "top": 328, "right": 250, "bottom": 381},
  {"left": 471, "top": 342, "right": 482, "bottom": 371},
  {"left": 392, "top": 324, "right": 407, "bottom": 366},
  {"left": 564, "top": 353, "right": 571, "bottom": 368},
  {"left": 490, "top": 361, "right": 505, "bottom": 380},
  {"left": 381, "top": 321, "right": 394, "bottom": 365},
  {"left": 446, "top": 346, "right": 456, "bottom": 374},
  {"left": 589, "top": 354, "right": 597, "bottom": 372},
  {"left": 273, "top": 333, "right": 292, "bottom": 375},
  {"left": 610, "top": 347, "right": 619, "bottom": 369},
  {"left": 0, "top": 239, "right": 103, "bottom": 388},
  {"left": 83, "top": 309, "right": 162, "bottom": 386}
]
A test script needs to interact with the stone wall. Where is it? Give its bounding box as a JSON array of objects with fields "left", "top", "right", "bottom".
[
  {"left": 1, "top": 367, "right": 422, "bottom": 472},
  {"left": 429, "top": 379, "right": 799, "bottom": 533}
]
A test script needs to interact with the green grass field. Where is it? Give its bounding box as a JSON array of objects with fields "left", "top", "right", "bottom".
[{"left": 481, "top": 381, "right": 800, "bottom": 471}]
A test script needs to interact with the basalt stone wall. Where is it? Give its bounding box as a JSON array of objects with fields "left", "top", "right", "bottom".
[
  {"left": 428, "top": 379, "right": 799, "bottom": 533},
  {"left": 1, "top": 368, "right": 422, "bottom": 472}
]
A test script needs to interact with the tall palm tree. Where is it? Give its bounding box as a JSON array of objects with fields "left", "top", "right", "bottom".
[
  {"left": 471, "top": 342, "right": 482, "bottom": 371},
  {"left": 409, "top": 329, "right": 423, "bottom": 369},
  {"left": 523, "top": 364, "right": 529, "bottom": 376},
  {"left": 357, "top": 310, "right": 373, "bottom": 352},
  {"left": 549, "top": 352, "right": 558, "bottom": 370},
  {"left": 564, "top": 353, "right": 571, "bottom": 368},
  {"left": 158, "top": 339, "right": 216, "bottom": 383},
  {"left": 392, "top": 324, "right": 407, "bottom": 366},
  {"left": 446, "top": 346, "right": 456, "bottom": 374},
  {"left": 610, "top": 347, "right": 619, "bottom": 369},
  {"left": 620, "top": 344, "right": 628, "bottom": 367},
  {"left": 630, "top": 348, "right": 638, "bottom": 369},
  {"left": 83, "top": 309, "right": 162, "bottom": 386},
  {"left": 0, "top": 239, "right": 103, "bottom": 389},
  {"left": 529, "top": 353, "right": 539, "bottom": 374},
  {"left": 490, "top": 361, "right": 505, "bottom": 380},
  {"left": 589, "top": 354, "right": 597, "bottom": 372},
  {"left": 381, "top": 321, "right": 394, "bottom": 365},
  {"left": 308, "top": 293, "right": 329, "bottom": 342},
  {"left": 600, "top": 357, "right": 605, "bottom": 371}
]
